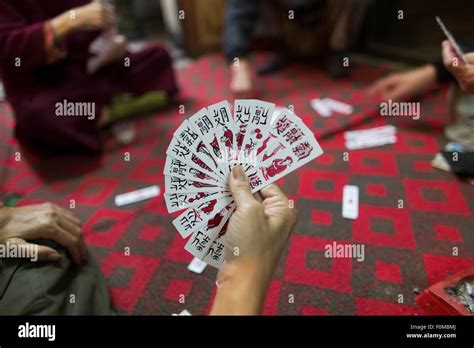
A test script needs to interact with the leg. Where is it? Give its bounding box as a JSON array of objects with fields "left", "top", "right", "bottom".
[
  {"left": 13, "top": 93, "right": 103, "bottom": 155},
  {"left": 0, "top": 241, "right": 111, "bottom": 315},
  {"left": 223, "top": 0, "right": 261, "bottom": 98}
]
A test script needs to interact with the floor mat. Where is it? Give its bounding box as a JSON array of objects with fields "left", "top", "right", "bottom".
[{"left": 1, "top": 53, "right": 473, "bottom": 315}]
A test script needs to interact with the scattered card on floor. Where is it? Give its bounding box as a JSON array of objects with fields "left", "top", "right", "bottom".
[
  {"left": 344, "top": 125, "right": 397, "bottom": 150},
  {"left": 164, "top": 99, "right": 324, "bottom": 269},
  {"left": 115, "top": 185, "right": 161, "bottom": 206},
  {"left": 342, "top": 185, "right": 359, "bottom": 220},
  {"left": 187, "top": 257, "right": 208, "bottom": 274}
]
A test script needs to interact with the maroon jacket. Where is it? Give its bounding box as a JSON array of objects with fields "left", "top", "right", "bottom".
[{"left": 0, "top": 0, "right": 178, "bottom": 154}]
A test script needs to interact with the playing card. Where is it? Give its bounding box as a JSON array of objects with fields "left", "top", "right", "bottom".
[
  {"left": 184, "top": 203, "right": 235, "bottom": 259},
  {"left": 205, "top": 101, "right": 237, "bottom": 172},
  {"left": 233, "top": 99, "right": 255, "bottom": 156},
  {"left": 166, "top": 137, "right": 221, "bottom": 181},
  {"left": 436, "top": 16, "right": 468, "bottom": 64},
  {"left": 164, "top": 175, "right": 222, "bottom": 195},
  {"left": 202, "top": 220, "right": 229, "bottom": 268},
  {"left": 172, "top": 196, "right": 233, "bottom": 238},
  {"left": 164, "top": 191, "right": 226, "bottom": 213},
  {"left": 246, "top": 109, "right": 323, "bottom": 192},
  {"left": 344, "top": 125, "right": 396, "bottom": 140},
  {"left": 187, "top": 107, "right": 230, "bottom": 180},
  {"left": 239, "top": 100, "right": 275, "bottom": 166},
  {"left": 164, "top": 99, "right": 323, "bottom": 269},
  {"left": 173, "top": 119, "right": 226, "bottom": 180},
  {"left": 163, "top": 156, "right": 225, "bottom": 188}
]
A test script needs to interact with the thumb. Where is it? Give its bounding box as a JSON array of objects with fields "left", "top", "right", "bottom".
[
  {"left": 229, "top": 165, "right": 257, "bottom": 208},
  {"left": 5, "top": 238, "right": 61, "bottom": 262}
]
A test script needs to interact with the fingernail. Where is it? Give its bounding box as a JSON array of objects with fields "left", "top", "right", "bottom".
[
  {"left": 232, "top": 165, "right": 247, "bottom": 182},
  {"left": 48, "top": 253, "right": 61, "bottom": 261}
]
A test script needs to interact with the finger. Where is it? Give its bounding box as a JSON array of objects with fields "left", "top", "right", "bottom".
[
  {"left": 367, "top": 75, "right": 397, "bottom": 96},
  {"left": 57, "top": 215, "right": 87, "bottom": 259},
  {"left": 384, "top": 84, "right": 409, "bottom": 102},
  {"left": 44, "top": 223, "right": 82, "bottom": 264},
  {"left": 54, "top": 205, "right": 81, "bottom": 225},
  {"left": 262, "top": 195, "right": 282, "bottom": 208},
  {"left": 5, "top": 238, "right": 61, "bottom": 262},
  {"left": 442, "top": 40, "right": 463, "bottom": 68},
  {"left": 260, "top": 183, "right": 288, "bottom": 201},
  {"left": 228, "top": 165, "right": 258, "bottom": 208}
]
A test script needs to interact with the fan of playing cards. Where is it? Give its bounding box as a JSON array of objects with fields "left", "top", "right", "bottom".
[{"left": 164, "top": 100, "right": 323, "bottom": 268}]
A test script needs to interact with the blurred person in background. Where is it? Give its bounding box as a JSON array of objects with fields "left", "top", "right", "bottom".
[
  {"left": 223, "top": 0, "right": 371, "bottom": 98},
  {"left": 368, "top": 40, "right": 474, "bottom": 151},
  {"left": 0, "top": 0, "right": 178, "bottom": 155}
]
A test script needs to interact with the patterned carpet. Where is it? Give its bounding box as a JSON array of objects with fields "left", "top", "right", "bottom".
[{"left": 1, "top": 53, "right": 473, "bottom": 315}]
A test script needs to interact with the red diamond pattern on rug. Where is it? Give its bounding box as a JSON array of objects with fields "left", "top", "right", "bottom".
[
  {"left": 374, "top": 260, "right": 403, "bottom": 284},
  {"left": 1, "top": 53, "right": 473, "bottom": 315}
]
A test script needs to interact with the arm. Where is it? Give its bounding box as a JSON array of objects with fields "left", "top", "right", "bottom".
[
  {"left": 0, "top": 203, "right": 86, "bottom": 264},
  {"left": 210, "top": 166, "right": 297, "bottom": 315},
  {"left": 367, "top": 64, "right": 438, "bottom": 102},
  {"left": 442, "top": 40, "right": 474, "bottom": 94},
  {"left": 0, "top": 0, "right": 115, "bottom": 68}
]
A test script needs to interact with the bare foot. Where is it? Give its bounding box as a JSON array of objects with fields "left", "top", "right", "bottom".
[{"left": 230, "top": 59, "right": 254, "bottom": 99}]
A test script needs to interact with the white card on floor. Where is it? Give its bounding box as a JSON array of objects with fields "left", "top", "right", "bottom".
[
  {"left": 114, "top": 185, "right": 160, "bottom": 206},
  {"left": 342, "top": 185, "right": 359, "bottom": 220},
  {"left": 172, "top": 309, "right": 192, "bottom": 316},
  {"left": 187, "top": 257, "right": 208, "bottom": 274},
  {"left": 323, "top": 98, "right": 353, "bottom": 115},
  {"left": 345, "top": 135, "right": 397, "bottom": 150},
  {"left": 310, "top": 98, "right": 332, "bottom": 117}
]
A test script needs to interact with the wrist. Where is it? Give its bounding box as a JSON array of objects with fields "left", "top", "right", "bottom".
[
  {"left": 420, "top": 64, "right": 438, "bottom": 87},
  {"left": 210, "top": 255, "right": 275, "bottom": 315},
  {"left": 50, "top": 12, "right": 75, "bottom": 39}
]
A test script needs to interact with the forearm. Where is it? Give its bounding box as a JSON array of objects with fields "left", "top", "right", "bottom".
[
  {"left": 0, "top": 205, "right": 12, "bottom": 241},
  {"left": 50, "top": 12, "right": 77, "bottom": 41},
  {"left": 44, "top": 12, "right": 76, "bottom": 63},
  {"left": 210, "top": 256, "right": 274, "bottom": 315}
]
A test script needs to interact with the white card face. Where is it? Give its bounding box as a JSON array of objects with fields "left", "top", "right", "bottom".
[
  {"left": 163, "top": 157, "right": 225, "bottom": 188},
  {"left": 206, "top": 100, "right": 236, "bottom": 172},
  {"left": 202, "top": 217, "right": 230, "bottom": 269},
  {"left": 165, "top": 99, "right": 324, "bottom": 272},
  {"left": 114, "top": 185, "right": 160, "bottom": 206},
  {"left": 166, "top": 136, "right": 219, "bottom": 180},
  {"left": 188, "top": 107, "right": 230, "bottom": 179},
  {"left": 164, "top": 191, "right": 226, "bottom": 213},
  {"left": 184, "top": 204, "right": 235, "bottom": 259},
  {"left": 173, "top": 120, "right": 225, "bottom": 179},
  {"left": 173, "top": 196, "right": 233, "bottom": 238},
  {"left": 271, "top": 107, "right": 284, "bottom": 124},
  {"left": 202, "top": 233, "right": 226, "bottom": 268},
  {"left": 187, "top": 257, "right": 208, "bottom": 274},
  {"left": 165, "top": 175, "right": 223, "bottom": 195},
  {"left": 233, "top": 99, "right": 255, "bottom": 153},
  {"left": 257, "top": 108, "right": 297, "bottom": 160},
  {"left": 342, "top": 185, "right": 359, "bottom": 219},
  {"left": 239, "top": 100, "right": 275, "bottom": 165},
  {"left": 247, "top": 111, "right": 323, "bottom": 192}
]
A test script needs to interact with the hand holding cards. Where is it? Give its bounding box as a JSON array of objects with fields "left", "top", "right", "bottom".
[{"left": 164, "top": 99, "right": 323, "bottom": 268}]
